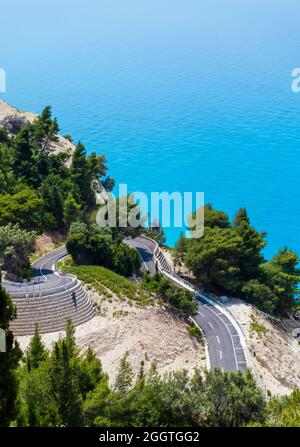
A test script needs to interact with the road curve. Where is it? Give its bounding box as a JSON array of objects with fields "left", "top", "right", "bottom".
[
  {"left": 125, "top": 236, "right": 247, "bottom": 372},
  {"left": 3, "top": 246, "right": 71, "bottom": 295}
]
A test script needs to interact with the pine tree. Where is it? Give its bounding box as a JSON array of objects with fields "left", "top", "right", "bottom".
[
  {"left": 26, "top": 324, "right": 47, "bottom": 370},
  {"left": 31, "top": 106, "right": 59, "bottom": 154},
  {"left": 13, "top": 125, "right": 37, "bottom": 184},
  {"left": 233, "top": 208, "right": 266, "bottom": 280},
  {"left": 115, "top": 352, "right": 133, "bottom": 395},
  {"left": 65, "top": 319, "right": 77, "bottom": 358},
  {"left": 173, "top": 231, "right": 187, "bottom": 273},
  {"left": 71, "top": 142, "right": 95, "bottom": 209},
  {"left": 63, "top": 193, "right": 81, "bottom": 227},
  {"left": 49, "top": 339, "right": 83, "bottom": 426}
]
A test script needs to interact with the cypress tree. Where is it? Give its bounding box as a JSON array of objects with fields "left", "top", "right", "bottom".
[{"left": 26, "top": 324, "right": 47, "bottom": 370}]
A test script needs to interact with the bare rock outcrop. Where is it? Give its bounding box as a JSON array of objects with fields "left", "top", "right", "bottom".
[{"left": 0, "top": 100, "right": 75, "bottom": 160}]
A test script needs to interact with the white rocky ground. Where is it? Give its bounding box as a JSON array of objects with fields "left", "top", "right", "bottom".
[
  {"left": 17, "top": 290, "right": 206, "bottom": 383},
  {"left": 162, "top": 247, "right": 300, "bottom": 396},
  {"left": 227, "top": 298, "right": 300, "bottom": 396}
]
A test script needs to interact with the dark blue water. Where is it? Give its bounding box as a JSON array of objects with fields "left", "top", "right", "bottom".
[{"left": 1, "top": 0, "right": 300, "bottom": 257}]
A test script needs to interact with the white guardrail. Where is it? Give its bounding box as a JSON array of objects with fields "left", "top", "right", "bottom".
[
  {"left": 139, "top": 235, "right": 250, "bottom": 368},
  {"left": 4, "top": 250, "right": 77, "bottom": 299}
]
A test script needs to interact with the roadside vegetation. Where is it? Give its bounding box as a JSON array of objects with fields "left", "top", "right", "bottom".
[
  {"left": 188, "top": 321, "right": 204, "bottom": 343},
  {"left": 142, "top": 271, "right": 197, "bottom": 318},
  {"left": 62, "top": 260, "right": 151, "bottom": 307},
  {"left": 249, "top": 315, "right": 268, "bottom": 338},
  {"left": 174, "top": 204, "right": 300, "bottom": 317},
  {"left": 66, "top": 222, "right": 141, "bottom": 277},
  {"left": 1, "top": 318, "right": 298, "bottom": 427}
]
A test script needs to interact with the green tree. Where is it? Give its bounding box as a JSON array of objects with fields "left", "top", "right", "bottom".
[
  {"left": 173, "top": 231, "right": 187, "bottom": 273},
  {"left": 39, "top": 175, "right": 64, "bottom": 230},
  {"left": 264, "top": 391, "right": 300, "bottom": 427},
  {"left": 78, "top": 347, "right": 105, "bottom": 400},
  {"left": 242, "top": 280, "right": 275, "bottom": 314},
  {"left": 114, "top": 352, "right": 133, "bottom": 396},
  {"left": 185, "top": 227, "right": 243, "bottom": 293},
  {"left": 192, "top": 368, "right": 266, "bottom": 427},
  {"left": 233, "top": 208, "right": 266, "bottom": 280},
  {"left": 31, "top": 106, "right": 59, "bottom": 155},
  {"left": 0, "top": 223, "right": 36, "bottom": 279},
  {"left": 49, "top": 340, "right": 83, "bottom": 426},
  {"left": 0, "top": 143, "right": 15, "bottom": 194},
  {"left": 0, "top": 283, "right": 22, "bottom": 426},
  {"left": 204, "top": 203, "right": 230, "bottom": 229},
  {"left": 262, "top": 248, "right": 300, "bottom": 315},
  {"left": 71, "top": 143, "right": 96, "bottom": 210},
  {"left": 65, "top": 319, "right": 77, "bottom": 358},
  {"left": 17, "top": 359, "right": 60, "bottom": 427},
  {"left": 0, "top": 187, "right": 44, "bottom": 230},
  {"left": 112, "top": 243, "right": 141, "bottom": 276},
  {"left": 13, "top": 125, "right": 37, "bottom": 184},
  {"left": 63, "top": 193, "right": 81, "bottom": 227},
  {"left": 188, "top": 204, "right": 230, "bottom": 232},
  {"left": 26, "top": 325, "right": 48, "bottom": 370}
]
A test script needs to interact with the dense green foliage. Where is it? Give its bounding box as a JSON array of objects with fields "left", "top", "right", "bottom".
[
  {"left": 0, "top": 283, "right": 22, "bottom": 426},
  {"left": 61, "top": 262, "right": 151, "bottom": 306},
  {"left": 0, "top": 319, "right": 299, "bottom": 427},
  {"left": 142, "top": 272, "right": 197, "bottom": 317},
  {"left": 179, "top": 204, "right": 299, "bottom": 316},
  {"left": 15, "top": 322, "right": 268, "bottom": 427},
  {"left": 66, "top": 222, "right": 141, "bottom": 276},
  {"left": 0, "top": 224, "right": 36, "bottom": 279},
  {"left": 0, "top": 106, "right": 116, "bottom": 279},
  {"left": 263, "top": 391, "right": 300, "bottom": 427},
  {"left": 0, "top": 106, "right": 111, "bottom": 233}
]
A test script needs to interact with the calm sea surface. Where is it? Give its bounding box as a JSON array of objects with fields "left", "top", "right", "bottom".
[{"left": 1, "top": 0, "right": 300, "bottom": 257}]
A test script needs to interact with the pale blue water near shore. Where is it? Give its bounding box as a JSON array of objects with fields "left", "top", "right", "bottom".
[{"left": 1, "top": 0, "right": 300, "bottom": 257}]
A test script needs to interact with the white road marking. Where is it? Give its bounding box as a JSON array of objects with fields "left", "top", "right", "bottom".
[
  {"left": 219, "top": 350, "right": 223, "bottom": 359},
  {"left": 198, "top": 311, "right": 205, "bottom": 317},
  {"left": 202, "top": 302, "right": 240, "bottom": 371},
  {"left": 216, "top": 335, "right": 220, "bottom": 344},
  {"left": 208, "top": 322, "right": 214, "bottom": 330}
]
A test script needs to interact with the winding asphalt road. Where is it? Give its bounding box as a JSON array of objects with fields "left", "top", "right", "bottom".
[
  {"left": 125, "top": 236, "right": 247, "bottom": 372},
  {"left": 4, "top": 238, "right": 247, "bottom": 371},
  {"left": 4, "top": 246, "right": 70, "bottom": 296}
]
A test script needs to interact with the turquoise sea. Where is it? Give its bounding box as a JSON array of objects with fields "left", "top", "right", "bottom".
[{"left": 1, "top": 0, "right": 300, "bottom": 257}]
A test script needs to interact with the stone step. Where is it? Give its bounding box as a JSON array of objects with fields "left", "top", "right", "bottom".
[
  {"left": 11, "top": 306, "right": 95, "bottom": 335},
  {"left": 11, "top": 304, "right": 95, "bottom": 328},
  {"left": 13, "top": 287, "right": 87, "bottom": 312},
  {"left": 10, "top": 281, "right": 95, "bottom": 336}
]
